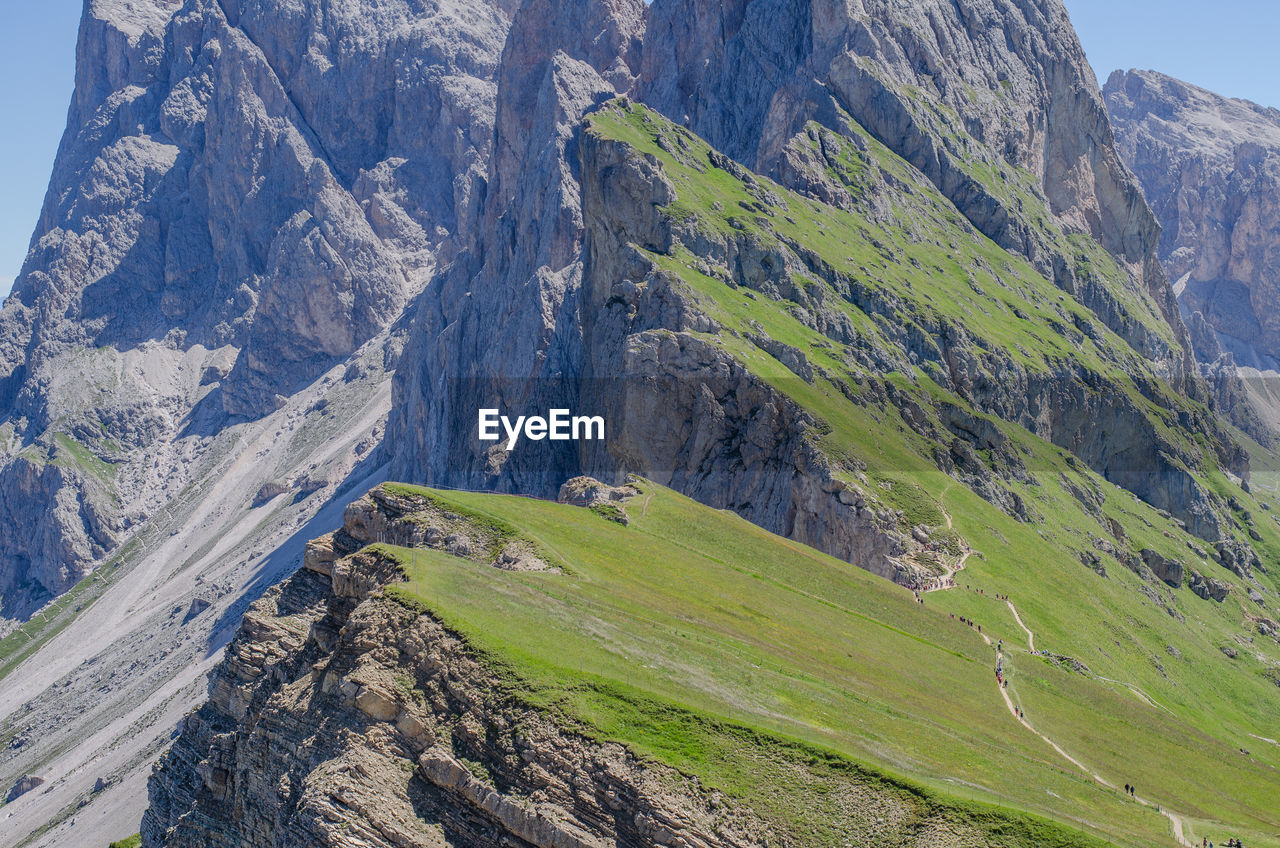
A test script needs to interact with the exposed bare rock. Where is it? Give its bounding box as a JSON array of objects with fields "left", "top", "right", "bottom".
[
  {"left": 1103, "top": 69, "right": 1280, "bottom": 442},
  {"left": 1141, "top": 548, "right": 1185, "bottom": 588},
  {"left": 5, "top": 776, "right": 44, "bottom": 805},
  {"left": 1106, "top": 71, "right": 1280, "bottom": 370},
  {"left": 388, "top": 0, "right": 647, "bottom": 495},
  {"left": 0, "top": 0, "right": 516, "bottom": 612},
  {"left": 557, "top": 476, "right": 639, "bottom": 524},
  {"left": 1188, "top": 571, "right": 1230, "bottom": 603},
  {"left": 557, "top": 476, "right": 639, "bottom": 507}
]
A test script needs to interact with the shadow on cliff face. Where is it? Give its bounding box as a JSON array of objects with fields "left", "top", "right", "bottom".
[{"left": 202, "top": 449, "right": 389, "bottom": 659}]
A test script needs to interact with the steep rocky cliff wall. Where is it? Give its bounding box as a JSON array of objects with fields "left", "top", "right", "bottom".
[
  {"left": 0, "top": 0, "right": 511, "bottom": 612},
  {"left": 1105, "top": 70, "right": 1280, "bottom": 372},
  {"left": 388, "top": 0, "right": 647, "bottom": 494}
]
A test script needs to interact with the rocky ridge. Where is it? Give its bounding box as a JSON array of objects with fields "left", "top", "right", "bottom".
[{"left": 142, "top": 485, "right": 1065, "bottom": 848}]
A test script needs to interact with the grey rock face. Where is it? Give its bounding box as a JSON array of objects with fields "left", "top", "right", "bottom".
[
  {"left": 5, "top": 776, "right": 44, "bottom": 805},
  {"left": 639, "top": 0, "right": 1198, "bottom": 394},
  {"left": 1189, "top": 570, "right": 1230, "bottom": 603},
  {"left": 1141, "top": 548, "right": 1185, "bottom": 589},
  {"left": 387, "top": 0, "right": 647, "bottom": 492},
  {"left": 1105, "top": 70, "right": 1280, "bottom": 371},
  {"left": 0, "top": 0, "right": 514, "bottom": 606}
]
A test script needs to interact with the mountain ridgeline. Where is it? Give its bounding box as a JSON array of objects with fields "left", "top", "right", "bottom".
[{"left": 2, "top": 1, "right": 1280, "bottom": 847}]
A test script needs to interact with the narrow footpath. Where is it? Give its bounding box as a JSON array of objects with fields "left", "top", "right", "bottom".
[
  {"left": 930, "top": 507, "right": 1193, "bottom": 847},
  {"left": 924, "top": 505, "right": 973, "bottom": 593}
]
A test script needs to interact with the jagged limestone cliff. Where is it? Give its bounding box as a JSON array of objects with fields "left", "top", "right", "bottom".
[
  {"left": 1104, "top": 70, "right": 1280, "bottom": 438},
  {"left": 0, "top": 0, "right": 512, "bottom": 613},
  {"left": 6, "top": 2, "right": 1280, "bottom": 845},
  {"left": 1105, "top": 70, "right": 1280, "bottom": 371}
]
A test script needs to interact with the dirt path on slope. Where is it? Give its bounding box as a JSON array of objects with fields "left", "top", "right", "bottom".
[
  {"left": 986, "top": 606, "right": 1193, "bottom": 846},
  {"left": 926, "top": 504, "right": 1192, "bottom": 846},
  {"left": 923, "top": 503, "right": 972, "bottom": 593},
  {"left": 1007, "top": 600, "right": 1035, "bottom": 652}
]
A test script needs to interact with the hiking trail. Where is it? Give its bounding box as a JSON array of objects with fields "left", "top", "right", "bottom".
[
  {"left": 924, "top": 503, "right": 972, "bottom": 593},
  {"left": 987, "top": 607, "right": 1193, "bottom": 846},
  {"left": 932, "top": 509, "right": 1193, "bottom": 847}
]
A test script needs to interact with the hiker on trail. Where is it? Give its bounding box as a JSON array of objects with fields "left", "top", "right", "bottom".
[{"left": 1125, "top": 783, "right": 1130, "bottom": 795}]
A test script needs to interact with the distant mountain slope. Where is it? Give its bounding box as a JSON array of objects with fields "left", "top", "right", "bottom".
[{"left": 1104, "top": 70, "right": 1280, "bottom": 435}]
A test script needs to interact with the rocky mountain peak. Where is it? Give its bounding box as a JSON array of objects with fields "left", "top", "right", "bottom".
[
  {"left": 387, "top": 0, "right": 646, "bottom": 494},
  {"left": 1106, "top": 69, "right": 1280, "bottom": 373}
]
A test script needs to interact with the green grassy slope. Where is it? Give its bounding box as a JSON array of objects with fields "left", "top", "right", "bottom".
[
  {"left": 377, "top": 482, "right": 1280, "bottom": 848},
  {"left": 452, "top": 99, "right": 1280, "bottom": 845}
]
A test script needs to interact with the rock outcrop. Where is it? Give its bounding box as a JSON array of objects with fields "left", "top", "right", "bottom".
[
  {"left": 4, "top": 5, "right": 1275, "bottom": 842},
  {"left": 4, "top": 776, "right": 44, "bottom": 805},
  {"left": 1141, "top": 548, "right": 1185, "bottom": 588},
  {"left": 1189, "top": 570, "right": 1230, "bottom": 603}
]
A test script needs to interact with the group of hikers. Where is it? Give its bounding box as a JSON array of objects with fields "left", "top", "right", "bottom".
[
  {"left": 907, "top": 574, "right": 954, "bottom": 592},
  {"left": 962, "top": 584, "right": 1012, "bottom": 603},
  {"left": 1207, "top": 838, "right": 1245, "bottom": 847},
  {"left": 950, "top": 612, "right": 982, "bottom": 633}
]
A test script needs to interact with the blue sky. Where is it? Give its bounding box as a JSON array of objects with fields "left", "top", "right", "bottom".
[{"left": 1, "top": 0, "right": 1278, "bottom": 299}]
